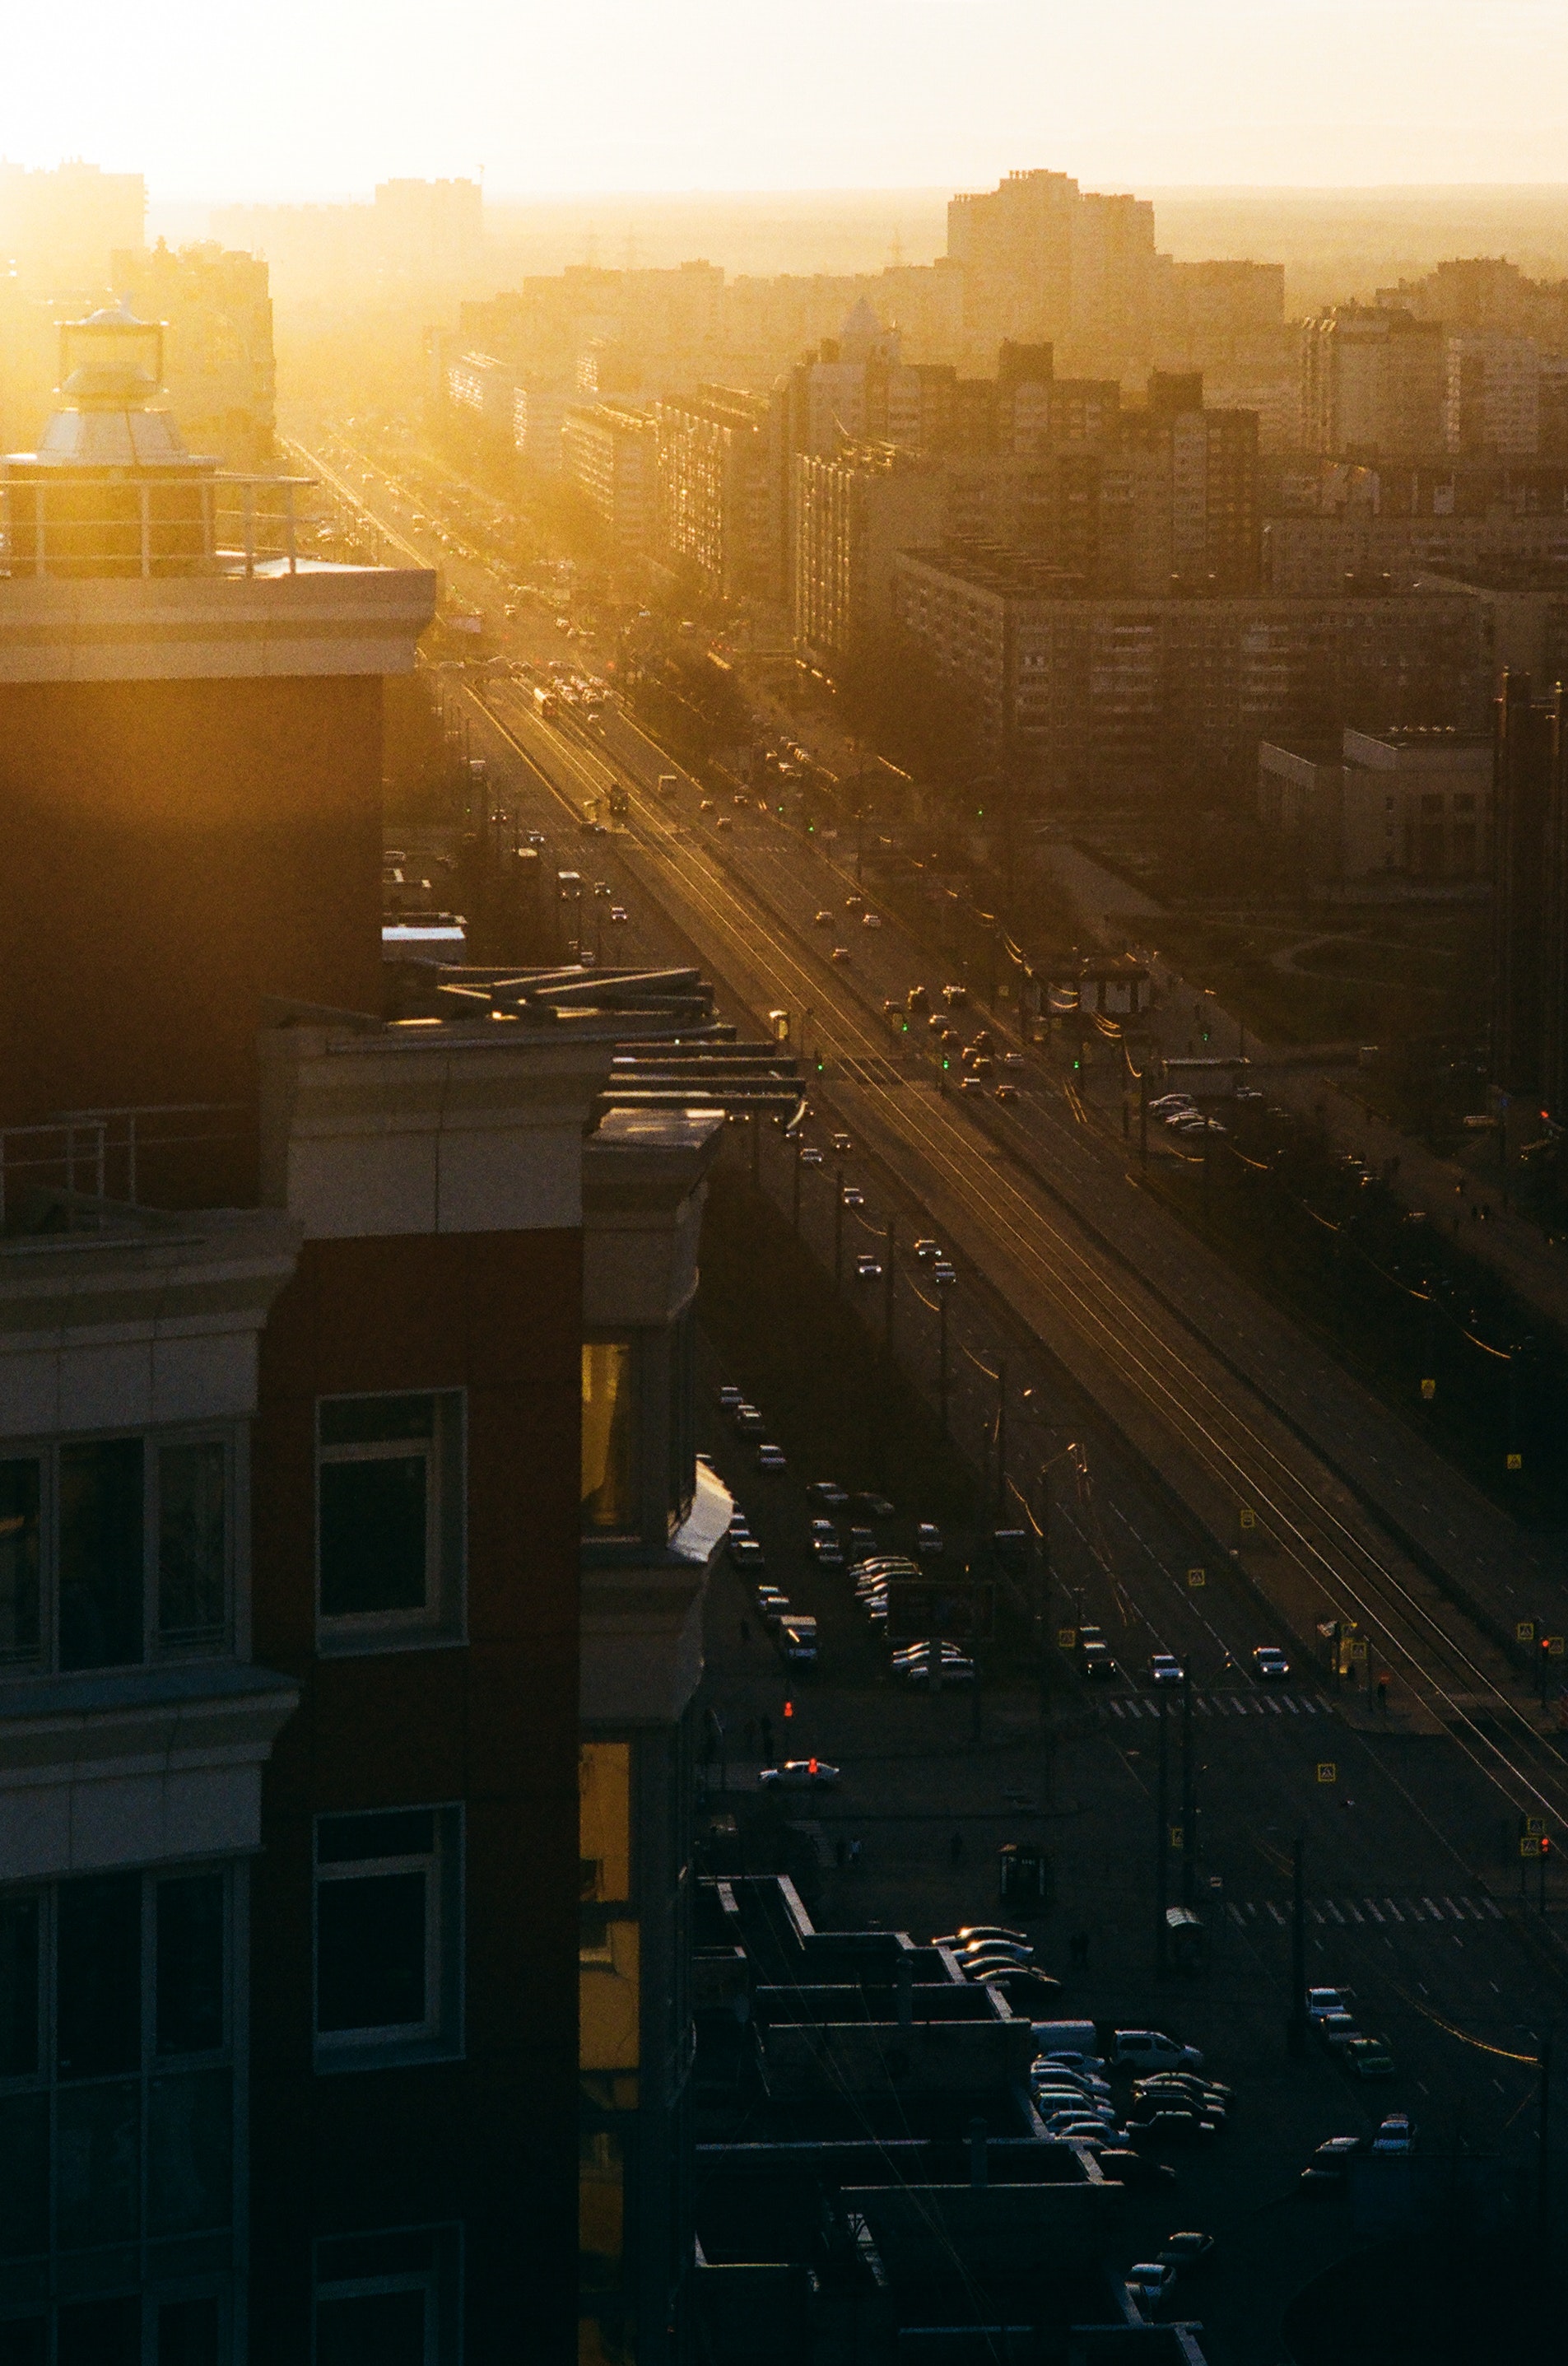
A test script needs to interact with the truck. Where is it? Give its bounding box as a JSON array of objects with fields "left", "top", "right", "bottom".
[{"left": 533, "top": 685, "right": 560, "bottom": 721}]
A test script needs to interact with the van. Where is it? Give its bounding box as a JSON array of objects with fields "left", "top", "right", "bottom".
[
  {"left": 657, "top": 773, "right": 679, "bottom": 799},
  {"left": 1031, "top": 2019, "right": 1097, "bottom": 2060},
  {"left": 1114, "top": 2028, "right": 1204, "bottom": 2071},
  {"left": 779, "top": 1616, "right": 818, "bottom": 1666}
]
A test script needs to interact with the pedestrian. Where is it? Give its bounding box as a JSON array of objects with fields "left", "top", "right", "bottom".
[
  {"left": 849, "top": 1838, "right": 863, "bottom": 1869},
  {"left": 950, "top": 1831, "right": 965, "bottom": 1866}
]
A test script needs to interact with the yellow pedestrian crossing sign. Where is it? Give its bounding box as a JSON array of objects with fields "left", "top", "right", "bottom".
[
  {"left": 1317, "top": 1762, "right": 1337, "bottom": 1784},
  {"left": 1187, "top": 1567, "right": 1206, "bottom": 1589}
]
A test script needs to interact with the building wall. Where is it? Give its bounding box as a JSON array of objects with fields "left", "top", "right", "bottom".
[
  {"left": 0, "top": 674, "right": 385, "bottom": 1153},
  {"left": 110, "top": 244, "right": 277, "bottom": 470},
  {"left": 249, "top": 1227, "right": 584, "bottom": 2360}
]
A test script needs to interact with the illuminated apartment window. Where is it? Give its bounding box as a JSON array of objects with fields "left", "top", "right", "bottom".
[
  {"left": 0, "top": 1430, "right": 235, "bottom": 1675},
  {"left": 314, "top": 1809, "right": 463, "bottom": 2074},
  {"left": 581, "top": 1342, "right": 640, "bottom": 1537},
  {"left": 316, "top": 1394, "right": 464, "bottom": 1651}
]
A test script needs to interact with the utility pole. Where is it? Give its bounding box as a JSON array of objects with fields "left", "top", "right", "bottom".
[
  {"left": 938, "top": 1288, "right": 949, "bottom": 1433},
  {"left": 792, "top": 1144, "right": 802, "bottom": 1235},
  {"left": 834, "top": 1162, "right": 844, "bottom": 1292},
  {"left": 883, "top": 1218, "right": 896, "bottom": 1350},
  {"left": 1180, "top": 1670, "right": 1198, "bottom": 1907},
  {"left": 1287, "top": 1833, "right": 1308, "bottom": 2058},
  {"left": 1139, "top": 1058, "right": 1148, "bottom": 1171},
  {"left": 1156, "top": 1694, "right": 1170, "bottom": 1979},
  {"left": 995, "top": 1359, "right": 1008, "bottom": 1525}
]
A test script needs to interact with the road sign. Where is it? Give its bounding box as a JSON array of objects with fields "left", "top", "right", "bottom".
[
  {"left": 1057, "top": 1627, "right": 1077, "bottom": 1651},
  {"left": 1317, "top": 1762, "right": 1338, "bottom": 1784},
  {"left": 1507, "top": 1452, "right": 1524, "bottom": 1471},
  {"left": 1170, "top": 1826, "right": 1184, "bottom": 1850},
  {"left": 1522, "top": 1837, "right": 1543, "bottom": 1859},
  {"left": 1421, "top": 1377, "right": 1435, "bottom": 1401},
  {"left": 1518, "top": 1621, "right": 1537, "bottom": 1644},
  {"left": 1208, "top": 1875, "right": 1224, "bottom": 1893},
  {"left": 1239, "top": 1509, "right": 1257, "bottom": 1531},
  {"left": 1524, "top": 1815, "right": 1547, "bottom": 1837},
  {"left": 1548, "top": 1637, "right": 1566, "bottom": 1660},
  {"left": 1187, "top": 1567, "right": 1206, "bottom": 1589}
]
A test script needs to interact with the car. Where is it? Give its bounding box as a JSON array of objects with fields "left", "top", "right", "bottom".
[
  {"left": 937, "top": 1925, "right": 1031, "bottom": 1949},
  {"left": 882, "top": 998, "right": 902, "bottom": 1018},
  {"left": 840, "top": 1185, "right": 864, "bottom": 1208},
  {"left": 960, "top": 1076, "right": 986, "bottom": 1096},
  {"left": 1308, "top": 1986, "right": 1355, "bottom": 2024},
  {"left": 811, "top": 1481, "right": 850, "bottom": 1507},
  {"left": 699, "top": 799, "right": 715, "bottom": 813},
  {"left": 1148, "top": 1652, "right": 1185, "bottom": 1684},
  {"left": 1136, "top": 2070, "right": 1234, "bottom": 2107},
  {"left": 717, "top": 1384, "right": 743, "bottom": 1409},
  {"left": 1127, "top": 2262, "right": 1177, "bottom": 2303},
  {"left": 729, "top": 1537, "right": 766, "bottom": 1572},
  {"left": 916, "top": 1523, "right": 943, "bottom": 1558},
  {"left": 798, "top": 1144, "right": 824, "bottom": 1166},
  {"left": 1157, "top": 2232, "right": 1216, "bottom": 2274},
  {"left": 1128, "top": 2110, "right": 1217, "bottom": 2147},
  {"left": 830, "top": 1132, "right": 853, "bottom": 1153},
  {"left": 813, "top": 909, "right": 833, "bottom": 926},
  {"left": 754, "top": 1582, "right": 789, "bottom": 1614},
  {"left": 1317, "top": 2011, "right": 1362, "bottom": 2053},
  {"left": 844, "top": 892, "right": 864, "bottom": 911},
  {"left": 994, "top": 1083, "right": 1020, "bottom": 1101},
  {"left": 831, "top": 946, "right": 851, "bottom": 963},
  {"left": 963, "top": 1945, "right": 1032, "bottom": 1977},
  {"left": 862, "top": 911, "right": 882, "bottom": 929},
  {"left": 733, "top": 1404, "right": 765, "bottom": 1435},
  {"left": 913, "top": 1238, "right": 942, "bottom": 1262},
  {"left": 857, "top": 1493, "right": 896, "bottom": 1519},
  {"left": 1045, "top": 2112, "right": 1120, "bottom": 2140},
  {"left": 1252, "top": 1645, "right": 1291, "bottom": 1679},
  {"left": 928, "top": 1012, "right": 951, "bottom": 1034},
  {"left": 1036, "top": 2049, "right": 1108, "bottom": 2079},
  {"left": 960, "top": 1936, "right": 1033, "bottom": 1967},
  {"left": 716, "top": 816, "right": 733, "bottom": 832},
  {"left": 732, "top": 792, "right": 750, "bottom": 808},
  {"left": 967, "top": 1054, "right": 996, "bottom": 1078},
  {"left": 894, "top": 1649, "right": 975, "bottom": 1687},
  {"left": 980, "top": 1968, "right": 1063, "bottom": 2006},
  {"left": 1081, "top": 1642, "right": 1118, "bottom": 1680},
  {"left": 609, "top": 906, "right": 628, "bottom": 924},
  {"left": 1148, "top": 1092, "right": 1195, "bottom": 1115},
  {"left": 1372, "top": 2112, "right": 1414, "bottom": 2154},
  {"left": 811, "top": 1535, "right": 844, "bottom": 1569},
  {"left": 756, "top": 1445, "right": 787, "bottom": 1473},
  {"left": 1096, "top": 2149, "right": 1176, "bottom": 2191},
  {"left": 1301, "top": 2135, "right": 1362, "bottom": 2188},
  {"left": 849, "top": 1525, "right": 876, "bottom": 1556},
  {"left": 932, "top": 1261, "right": 956, "bottom": 1286},
  {"left": 854, "top": 1255, "right": 883, "bottom": 1281},
  {"left": 1001, "top": 1051, "right": 1026, "bottom": 1070},
  {"left": 942, "top": 985, "right": 969, "bottom": 1008},
  {"left": 758, "top": 1758, "right": 840, "bottom": 1791},
  {"left": 1345, "top": 2038, "right": 1396, "bottom": 2080},
  {"left": 1114, "top": 2029, "right": 1204, "bottom": 2071},
  {"left": 906, "top": 987, "right": 931, "bottom": 1013}
]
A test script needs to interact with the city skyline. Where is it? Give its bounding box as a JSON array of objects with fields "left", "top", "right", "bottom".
[{"left": 7, "top": 0, "right": 1568, "bottom": 200}]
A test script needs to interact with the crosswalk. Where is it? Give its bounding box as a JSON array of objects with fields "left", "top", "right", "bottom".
[
  {"left": 1096, "top": 1691, "right": 1328, "bottom": 1721},
  {"left": 1225, "top": 1893, "right": 1503, "bottom": 1930}
]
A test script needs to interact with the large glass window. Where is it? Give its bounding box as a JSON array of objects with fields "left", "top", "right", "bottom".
[
  {"left": 0, "top": 1868, "right": 236, "bottom": 2362},
  {"left": 314, "top": 1809, "right": 463, "bottom": 2071},
  {"left": 0, "top": 1433, "right": 233, "bottom": 1675},
  {"left": 317, "top": 1395, "right": 463, "bottom": 1651},
  {"left": 582, "top": 1342, "right": 639, "bottom": 1537},
  {"left": 314, "top": 2228, "right": 459, "bottom": 2366}
]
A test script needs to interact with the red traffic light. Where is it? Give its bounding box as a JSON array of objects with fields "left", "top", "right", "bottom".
[{"left": 783, "top": 1699, "right": 793, "bottom": 1719}]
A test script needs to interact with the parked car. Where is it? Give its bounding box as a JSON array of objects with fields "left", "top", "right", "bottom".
[
  {"left": 733, "top": 1404, "right": 765, "bottom": 1436},
  {"left": 1372, "top": 2113, "right": 1414, "bottom": 2154},
  {"left": 831, "top": 946, "right": 851, "bottom": 963},
  {"left": 729, "top": 1536, "right": 766, "bottom": 1572},
  {"left": 856, "top": 1493, "right": 896, "bottom": 1518},
  {"left": 936, "top": 1926, "right": 1031, "bottom": 1950},
  {"left": 1317, "top": 2010, "right": 1363, "bottom": 2053},
  {"left": 1157, "top": 2232, "right": 1215, "bottom": 2274},
  {"left": 1345, "top": 2038, "right": 1396, "bottom": 2080},
  {"left": 1252, "top": 1645, "right": 1291, "bottom": 1680},
  {"left": 916, "top": 1523, "right": 943, "bottom": 1557},
  {"left": 1096, "top": 2149, "right": 1176, "bottom": 2191},
  {"left": 778, "top": 1616, "right": 818, "bottom": 1667},
  {"left": 717, "top": 1384, "right": 743, "bottom": 1409},
  {"left": 811, "top": 1480, "right": 850, "bottom": 1507},
  {"left": 758, "top": 1758, "right": 840, "bottom": 1791},
  {"left": 1114, "top": 2029, "right": 1204, "bottom": 2071},
  {"left": 1126, "top": 2262, "right": 1177, "bottom": 2304},
  {"left": 813, "top": 909, "right": 832, "bottom": 926},
  {"left": 979, "top": 1968, "right": 1063, "bottom": 2006},
  {"left": 756, "top": 1444, "right": 787, "bottom": 1473},
  {"left": 994, "top": 1083, "right": 1020, "bottom": 1101},
  {"left": 1301, "top": 2135, "right": 1362, "bottom": 2189},
  {"left": 959, "top": 1936, "right": 1033, "bottom": 1967},
  {"left": 1128, "top": 2110, "right": 1217, "bottom": 2147}
]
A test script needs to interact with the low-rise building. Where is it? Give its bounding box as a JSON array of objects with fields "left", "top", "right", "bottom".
[{"left": 1258, "top": 725, "right": 1492, "bottom": 883}]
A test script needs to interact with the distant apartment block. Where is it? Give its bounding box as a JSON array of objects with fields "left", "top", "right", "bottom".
[
  {"left": 1445, "top": 333, "right": 1560, "bottom": 457},
  {"left": 1300, "top": 306, "right": 1447, "bottom": 457},
  {"left": 654, "top": 385, "right": 775, "bottom": 599},
  {"left": 512, "top": 380, "right": 574, "bottom": 474},
  {"left": 562, "top": 402, "right": 658, "bottom": 560},
  {"left": 373, "top": 177, "right": 483, "bottom": 277},
  {"left": 109, "top": 242, "right": 276, "bottom": 469},
  {"left": 1491, "top": 671, "right": 1568, "bottom": 1131},
  {"left": 947, "top": 168, "right": 1158, "bottom": 377},
  {"left": 893, "top": 543, "right": 1489, "bottom": 791},
  {"left": 793, "top": 444, "right": 946, "bottom": 670},
  {"left": 1258, "top": 726, "right": 1491, "bottom": 883},
  {"left": 0, "top": 157, "right": 145, "bottom": 290}
]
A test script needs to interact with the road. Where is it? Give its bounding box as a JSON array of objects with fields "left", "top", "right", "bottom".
[{"left": 295, "top": 417, "right": 1568, "bottom": 1884}]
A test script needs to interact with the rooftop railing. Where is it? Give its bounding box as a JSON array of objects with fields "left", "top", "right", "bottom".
[
  {"left": 0, "top": 1106, "right": 246, "bottom": 1233},
  {"left": 0, "top": 475, "right": 311, "bottom": 580}
]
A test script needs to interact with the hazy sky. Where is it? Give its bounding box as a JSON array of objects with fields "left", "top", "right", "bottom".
[{"left": 7, "top": 0, "right": 1567, "bottom": 198}]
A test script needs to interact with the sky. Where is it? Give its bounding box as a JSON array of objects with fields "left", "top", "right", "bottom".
[{"left": 4, "top": 0, "right": 1567, "bottom": 200}]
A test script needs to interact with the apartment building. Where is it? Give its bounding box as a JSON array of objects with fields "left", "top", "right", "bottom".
[
  {"left": 654, "top": 386, "right": 775, "bottom": 600},
  {"left": 1446, "top": 333, "right": 1547, "bottom": 458},
  {"left": 109, "top": 244, "right": 276, "bottom": 471},
  {"left": 1300, "top": 307, "right": 1447, "bottom": 458},
  {"left": 0, "top": 159, "right": 145, "bottom": 291},
  {"left": 947, "top": 169, "right": 1158, "bottom": 379},
  {"left": 562, "top": 403, "right": 658, "bottom": 562},
  {"left": 511, "top": 380, "right": 575, "bottom": 474},
  {"left": 1492, "top": 672, "right": 1568, "bottom": 1130},
  {"left": 892, "top": 543, "right": 1488, "bottom": 792},
  {"left": 793, "top": 444, "right": 946, "bottom": 670}
]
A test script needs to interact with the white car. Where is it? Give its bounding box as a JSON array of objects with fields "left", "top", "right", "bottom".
[
  {"left": 1114, "top": 2028, "right": 1204, "bottom": 2071},
  {"left": 1148, "top": 1652, "right": 1184, "bottom": 1684}
]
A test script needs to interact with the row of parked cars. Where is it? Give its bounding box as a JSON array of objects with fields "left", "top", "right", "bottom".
[
  {"left": 1306, "top": 1982, "right": 1395, "bottom": 2080},
  {"left": 931, "top": 1923, "right": 1061, "bottom": 2014}
]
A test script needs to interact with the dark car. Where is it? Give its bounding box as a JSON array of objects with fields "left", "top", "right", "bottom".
[
  {"left": 1081, "top": 1642, "right": 1118, "bottom": 1680},
  {"left": 1157, "top": 2232, "right": 1215, "bottom": 2274},
  {"left": 1301, "top": 2135, "right": 1363, "bottom": 2189},
  {"left": 1096, "top": 2149, "right": 1176, "bottom": 2191}
]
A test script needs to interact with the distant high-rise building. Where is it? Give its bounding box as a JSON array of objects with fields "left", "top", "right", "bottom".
[
  {"left": 947, "top": 169, "right": 1157, "bottom": 378},
  {"left": 1300, "top": 307, "right": 1447, "bottom": 457},
  {"left": 654, "top": 384, "right": 776, "bottom": 599},
  {"left": 1446, "top": 333, "right": 1543, "bottom": 457},
  {"left": 373, "top": 177, "right": 483, "bottom": 277},
  {"left": 109, "top": 242, "right": 276, "bottom": 469},
  {"left": 561, "top": 401, "right": 658, "bottom": 560},
  {"left": 793, "top": 443, "right": 945, "bottom": 668},
  {"left": 1491, "top": 673, "right": 1568, "bottom": 1132},
  {"left": 0, "top": 157, "right": 145, "bottom": 290}
]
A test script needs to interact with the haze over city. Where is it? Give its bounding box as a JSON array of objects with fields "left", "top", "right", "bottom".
[{"left": 7, "top": 9, "right": 1568, "bottom": 2364}]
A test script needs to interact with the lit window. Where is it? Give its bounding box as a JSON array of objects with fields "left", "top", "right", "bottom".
[
  {"left": 314, "top": 1809, "right": 463, "bottom": 2070},
  {"left": 581, "top": 1343, "right": 640, "bottom": 1536},
  {"left": 316, "top": 1395, "right": 464, "bottom": 1650}
]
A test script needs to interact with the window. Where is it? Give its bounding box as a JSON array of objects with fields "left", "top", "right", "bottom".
[
  {"left": 314, "top": 2228, "right": 460, "bottom": 2366},
  {"left": 316, "top": 1395, "right": 463, "bottom": 1651},
  {"left": 581, "top": 1344, "right": 639, "bottom": 1537},
  {"left": 0, "top": 1433, "right": 234, "bottom": 1676},
  {"left": 314, "top": 1809, "right": 463, "bottom": 2071},
  {"left": 0, "top": 1870, "right": 236, "bottom": 2362}
]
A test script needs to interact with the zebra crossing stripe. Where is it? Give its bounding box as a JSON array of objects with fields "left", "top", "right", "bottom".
[
  {"left": 1483, "top": 1898, "right": 1503, "bottom": 1918},
  {"left": 1363, "top": 1900, "right": 1384, "bottom": 1923},
  {"left": 1344, "top": 1901, "right": 1364, "bottom": 1923},
  {"left": 1266, "top": 1698, "right": 1283, "bottom": 1714},
  {"left": 1309, "top": 1903, "right": 1324, "bottom": 1922},
  {"left": 1442, "top": 1898, "right": 1465, "bottom": 1921},
  {"left": 1325, "top": 1900, "right": 1345, "bottom": 1923},
  {"left": 1282, "top": 1696, "right": 1300, "bottom": 1712},
  {"left": 1384, "top": 1900, "right": 1404, "bottom": 1922},
  {"left": 1421, "top": 1898, "right": 1443, "bottom": 1920},
  {"left": 1109, "top": 1702, "right": 1125, "bottom": 1719},
  {"left": 1196, "top": 1697, "right": 1213, "bottom": 1714},
  {"left": 1463, "top": 1899, "right": 1485, "bottom": 1921},
  {"left": 1266, "top": 1903, "right": 1287, "bottom": 1926},
  {"left": 1228, "top": 1904, "right": 1245, "bottom": 1927}
]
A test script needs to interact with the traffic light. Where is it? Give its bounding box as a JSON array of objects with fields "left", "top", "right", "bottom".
[{"left": 783, "top": 1699, "right": 793, "bottom": 1721}]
